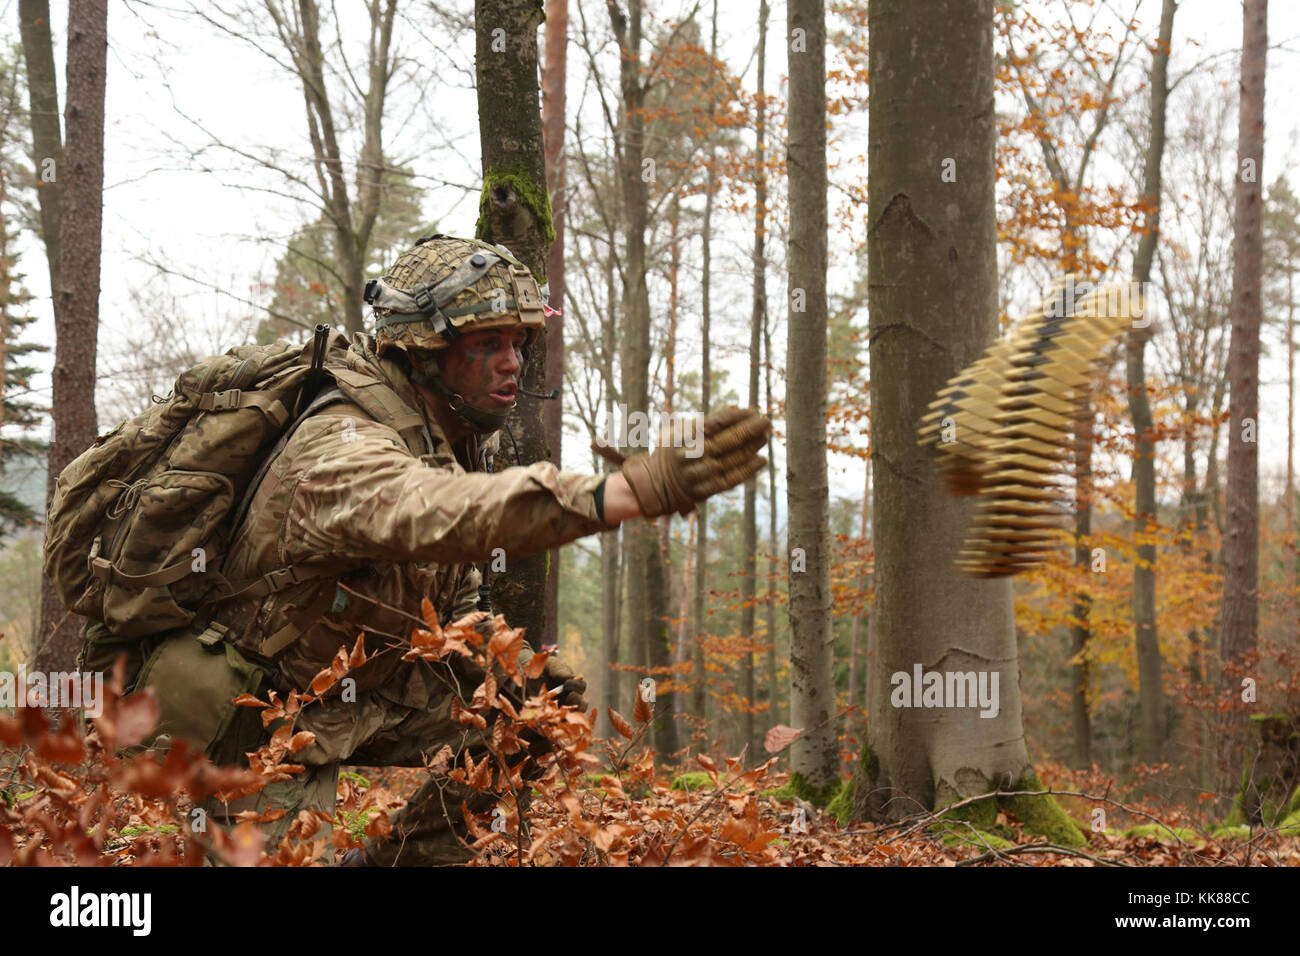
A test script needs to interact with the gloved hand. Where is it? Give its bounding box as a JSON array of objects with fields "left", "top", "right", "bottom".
[
  {"left": 542, "top": 655, "right": 588, "bottom": 712},
  {"left": 517, "top": 644, "right": 589, "bottom": 711},
  {"left": 619, "top": 406, "right": 772, "bottom": 518}
]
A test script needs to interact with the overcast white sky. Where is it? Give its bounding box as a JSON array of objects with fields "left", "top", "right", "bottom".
[{"left": 2, "top": 0, "right": 1299, "bottom": 523}]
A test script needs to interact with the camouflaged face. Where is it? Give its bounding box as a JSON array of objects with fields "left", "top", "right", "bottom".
[{"left": 373, "top": 236, "right": 545, "bottom": 355}]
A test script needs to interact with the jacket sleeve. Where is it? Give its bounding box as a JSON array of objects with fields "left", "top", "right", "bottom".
[{"left": 278, "top": 409, "right": 611, "bottom": 566}]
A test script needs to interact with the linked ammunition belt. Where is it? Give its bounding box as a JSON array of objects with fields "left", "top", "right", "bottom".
[{"left": 917, "top": 279, "right": 1137, "bottom": 577}]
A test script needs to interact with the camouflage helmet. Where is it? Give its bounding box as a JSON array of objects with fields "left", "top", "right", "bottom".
[{"left": 365, "top": 234, "right": 546, "bottom": 356}]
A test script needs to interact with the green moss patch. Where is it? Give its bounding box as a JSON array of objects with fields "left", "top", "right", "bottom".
[
  {"left": 1209, "top": 824, "right": 1253, "bottom": 840},
  {"left": 787, "top": 771, "right": 843, "bottom": 808},
  {"left": 670, "top": 771, "right": 714, "bottom": 792},
  {"left": 928, "top": 821, "right": 1016, "bottom": 851},
  {"left": 1122, "top": 824, "right": 1203, "bottom": 845},
  {"left": 476, "top": 165, "right": 556, "bottom": 250}
]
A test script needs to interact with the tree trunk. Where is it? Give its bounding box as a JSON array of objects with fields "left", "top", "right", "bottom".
[
  {"left": 33, "top": 0, "right": 107, "bottom": 673},
  {"left": 285, "top": 0, "right": 395, "bottom": 335},
  {"left": 660, "top": 199, "right": 679, "bottom": 635},
  {"left": 675, "top": 511, "right": 695, "bottom": 725},
  {"left": 18, "top": 0, "right": 62, "bottom": 298},
  {"left": 740, "top": 0, "right": 768, "bottom": 761},
  {"left": 1071, "top": 401, "right": 1093, "bottom": 767},
  {"left": 20, "top": 0, "right": 68, "bottom": 668},
  {"left": 854, "top": 0, "right": 1034, "bottom": 821},
  {"left": 1220, "top": 0, "right": 1266, "bottom": 762},
  {"left": 600, "top": 245, "right": 625, "bottom": 736},
  {"left": 608, "top": 0, "right": 676, "bottom": 756},
  {"left": 541, "top": 0, "right": 568, "bottom": 650},
  {"left": 786, "top": 0, "right": 836, "bottom": 791},
  {"left": 1126, "top": 0, "right": 1176, "bottom": 767},
  {"left": 691, "top": 0, "right": 719, "bottom": 727},
  {"left": 846, "top": 459, "right": 869, "bottom": 773},
  {"left": 475, "top": 0, "right": 555, "bottom": 655},
  {"left": 1288, "top": 271, "right": 1296, "bottom": 630}
]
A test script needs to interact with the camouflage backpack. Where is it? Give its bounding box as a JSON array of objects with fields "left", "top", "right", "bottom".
[{"left": 43, "top": 326, "right": 431, "bottom": 689}]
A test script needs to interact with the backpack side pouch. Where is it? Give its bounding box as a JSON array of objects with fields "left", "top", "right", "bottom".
[{"left": 134, "top": 621, "right": 273, "bottom": 763}]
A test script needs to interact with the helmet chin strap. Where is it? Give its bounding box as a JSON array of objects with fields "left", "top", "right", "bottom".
[{"left": 407, "top": 352, "right": 509, "bottom": 435}]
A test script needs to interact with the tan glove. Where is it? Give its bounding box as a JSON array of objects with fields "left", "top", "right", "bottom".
[
  {"left": 615, "top": 406, "right": 772, "bottom": 518},
  {"left": 542, "top": 655, "right": 589, "bottom": 711},
  {"left": 517, "top": 644, "right": 589, "bottom": 711}
]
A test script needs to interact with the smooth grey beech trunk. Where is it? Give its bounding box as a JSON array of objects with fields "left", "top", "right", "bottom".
[
  {"left": 854, "top": 0, "right": 1032, "bottom": 820},
  {"left": 786, "top": 0, "right": 836, "bottom": 789}
]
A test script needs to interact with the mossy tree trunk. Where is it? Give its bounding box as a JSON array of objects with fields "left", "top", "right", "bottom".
[
  {"left": 850, "top": 0, "right": 1078, "bottom": 843},
  {"left": 474, "top": 0, "right": 556, "bottom": 653}
]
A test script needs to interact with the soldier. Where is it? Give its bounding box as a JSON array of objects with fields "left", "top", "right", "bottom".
[{"left": 197, "top": 234, "right": 771, "bottom": 864}]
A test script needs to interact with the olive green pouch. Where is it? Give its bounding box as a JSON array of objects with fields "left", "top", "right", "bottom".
[
  {"left": 78, "top": 619, "right": 155, "bottom": 691},
  {"left": 135, "top": 621, "right": 273, "bottom": 763}
]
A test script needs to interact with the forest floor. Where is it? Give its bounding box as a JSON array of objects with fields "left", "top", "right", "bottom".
[{"left": 355, "top": 762, "right": 1300, "bottom": 867}]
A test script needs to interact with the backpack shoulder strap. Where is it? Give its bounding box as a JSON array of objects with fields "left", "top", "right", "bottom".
[
  {"left": 329, "top": 365, "right": 435, "bottom": 458},
  {"left": 228, "top": 384, "right": 350, "bottom": 539}
]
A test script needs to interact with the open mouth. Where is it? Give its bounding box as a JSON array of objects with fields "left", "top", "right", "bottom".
[{"left": 489, "top": 385, "right": 517, "bottom": 404}]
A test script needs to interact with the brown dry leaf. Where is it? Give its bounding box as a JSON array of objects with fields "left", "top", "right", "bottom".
[
  {"left": 310, "top": 663, "right": 338, "bottom": 695},
  {"left": 222, "top": 821, "right": 266, "bottom": 867},
  {"left": 609, "top": 709, "right": 634, "bottom": 740},
  {"left": 0, "top": 713, "right": 20, "bottom": 745},
  {"left": 451, "top": 697, "right": 487, "bottom": 729},
  {"left": 348, "top": 633, "right": 367, "bottom": 669},
  {"left": 633, "top": 691, "right": 652, "bottom": 724},
  {"left": 467, "top": 752, "right": 492, "bottom": 790},
  {"left": 523, "top": 646, "right": 554, "bottom": 680},
  {"left": 270, "top": 724, "right": 293, "bottom": 753},
  {"left": 695, "top": 753, "right": 719, "bottom": 785},
  {"left": 110, "top": 689, "right": 161, "bottom": 750},
  {"left": 36, "top": 714, "right": 85, "bottom": 764},
  {"left": 420, "top": 597, "right": 441, "bottom": 632},
  {"left": 763, "top": 724, "right": 803, "bottom": 754},
  {"left": 288, "top": 731, "right": 316, "bottom": 753},
  {"left": 720, "top": 814, "right": 756, "bottom": 847},
  {"left": 488, "top": 627, "right": 524, "bottom": 683}
]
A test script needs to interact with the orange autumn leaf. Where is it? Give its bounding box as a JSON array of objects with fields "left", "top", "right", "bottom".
[{"left": 609, "top": 709, "right": 635, "bottom": 740}]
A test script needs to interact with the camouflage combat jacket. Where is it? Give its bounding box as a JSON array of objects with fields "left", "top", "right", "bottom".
[{"left": 216, "top": 334, "right": 607, "bottom": 756}]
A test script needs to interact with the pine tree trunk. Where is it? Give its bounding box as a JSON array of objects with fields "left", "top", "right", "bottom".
[
  {"left": 475, "top": 0, "right": 554, "bottom": 654},
  {"left": 786, "top": 0, "right": 836, "bottom": 790},
  {"left": 34, "top": 0, "right": 106, "bottom": 673},
  {"left": 855, "top": 0, "right": 1032, "bottom": 821}
]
